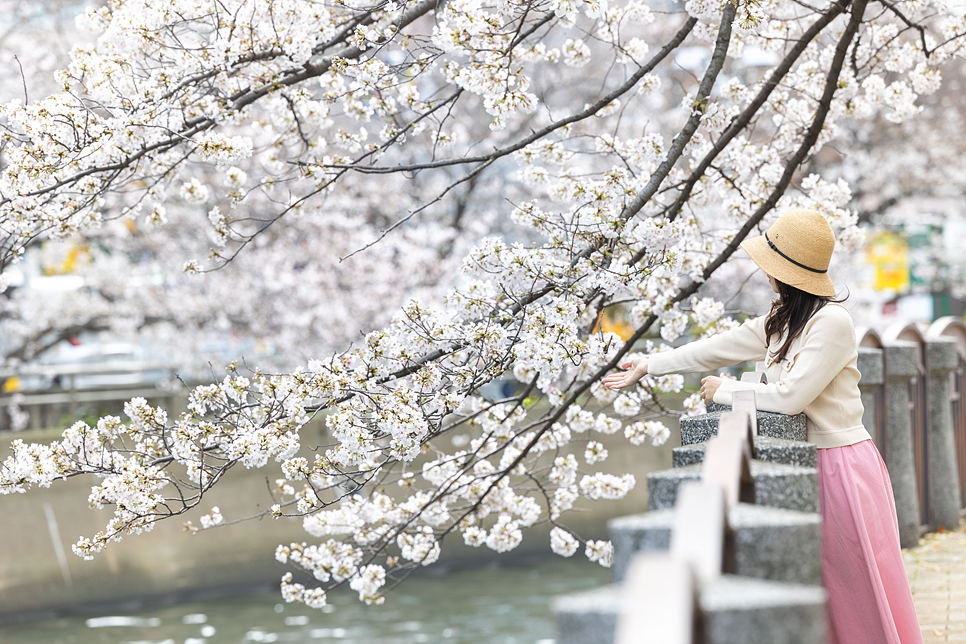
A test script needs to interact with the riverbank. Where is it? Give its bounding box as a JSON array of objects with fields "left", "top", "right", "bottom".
[{"left": 0, "top": 404, "right": 681, "bottom": 622}]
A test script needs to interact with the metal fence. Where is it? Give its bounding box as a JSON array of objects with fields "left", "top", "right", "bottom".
[{"left": 0, "top": 362, "right": 187, "bottom": 431}]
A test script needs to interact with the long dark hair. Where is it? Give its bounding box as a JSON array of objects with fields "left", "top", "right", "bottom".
[{"left": 764, "top": 281, "right": 842, "bottom": 365}]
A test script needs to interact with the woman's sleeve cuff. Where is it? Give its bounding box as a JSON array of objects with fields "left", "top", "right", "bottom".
[{"left": 713, "top": 378, "right": 749, "bottom": 406}]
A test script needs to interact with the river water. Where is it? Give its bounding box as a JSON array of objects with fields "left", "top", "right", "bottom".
[{"left": 0, "top": 558, "right": 610, "bottom": 644}]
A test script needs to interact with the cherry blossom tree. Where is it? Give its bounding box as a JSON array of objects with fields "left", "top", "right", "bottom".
[
  {"left": 1, "top": 0, "right": 964, "bottom": 610},
  {"left": 1, "top": 193, "right": 472, "bottom": 372},
  {"left": 0, "top": 1, "right": 491, "bottom": 372}
]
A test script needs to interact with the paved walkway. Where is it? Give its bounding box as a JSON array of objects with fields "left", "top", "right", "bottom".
[{"left": 904, "top": 520, "right": 966, "bottom": 643}]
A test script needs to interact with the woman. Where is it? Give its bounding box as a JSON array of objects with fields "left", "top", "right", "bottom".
[{"left": 602, "top": 208, "right": 923, "bottom": 644}]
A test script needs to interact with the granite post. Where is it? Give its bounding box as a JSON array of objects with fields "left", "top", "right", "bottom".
[
  {"left": 883, "top": 341, "right": 922, "bottom": 548},
  {"left": 857, "top": 347, "right": 884, "bottom": 451},
  {"left": 926, "top": 338, "right": 964, "bottom": 530}
]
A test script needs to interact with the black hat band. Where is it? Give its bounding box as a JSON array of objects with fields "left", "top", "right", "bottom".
[{"left": 765, "top": 231, "right": 827, "bottom": 274}]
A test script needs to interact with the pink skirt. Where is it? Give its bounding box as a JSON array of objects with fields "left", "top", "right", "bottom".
[{"left": 817, "top": 439, "right": 924, "bottom": 644}]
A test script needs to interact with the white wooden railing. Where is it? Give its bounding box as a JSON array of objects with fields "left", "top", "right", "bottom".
[{"left": 615, "top": 397, "right": 760, "bottom": 644}]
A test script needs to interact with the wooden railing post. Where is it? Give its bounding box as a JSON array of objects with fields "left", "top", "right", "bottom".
[
  {"left": 617, "top": 397, "right": 759, "bottom": 643},
  {"left": 617, "top": 555, "right": 698, "bottom": 644},
  {"left": 731, "top": 390, "right": 759, "bottom": 435},
  {"left": 857, "top": 347, "right": 885, "bottom": 454}
]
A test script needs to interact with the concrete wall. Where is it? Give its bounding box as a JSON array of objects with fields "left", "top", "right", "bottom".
[
  {"left": 0, "top": 425, "right": 318, "bottom": 618},
  {"left": 0, "top": 406, "right": 680, "bottom": 619}
]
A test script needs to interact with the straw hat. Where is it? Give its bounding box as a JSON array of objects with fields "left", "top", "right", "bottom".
[{"left": 740, "top": 209, "right": 836, "bottom": 297}]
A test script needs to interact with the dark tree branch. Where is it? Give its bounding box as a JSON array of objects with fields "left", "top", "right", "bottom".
[
  {"left": 615, "top": 3, "right": 737, "bottom": 223},
  {"left": 323, "top": 16, "right": 700, "bottom": 175},
  {"left": 663, "top": 0, "right": 852, "bottom": 222}
]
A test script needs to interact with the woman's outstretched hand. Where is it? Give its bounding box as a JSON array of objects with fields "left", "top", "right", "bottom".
[{"left": 602, "top": 357, "right": 649, "bottom": 389}]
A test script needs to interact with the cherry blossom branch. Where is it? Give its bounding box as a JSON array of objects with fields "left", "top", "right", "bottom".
[
  {"left": 676, "top": 0, "right": 871, "bottom": 299},
  {"left": 1, "top": 0, "right": 443, "bottom": 207},
  {"left": 663, "top": 0, "right": 852, "bottom": 222},
  {"left": 615, "top": 3, "right": 736, "bottom": 223},
  {"left": 323, "top": 16, "right": 699, "bottom": 175}
]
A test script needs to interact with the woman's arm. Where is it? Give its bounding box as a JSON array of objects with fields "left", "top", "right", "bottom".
[
  {"left": 602, "top": 316, "right": 769, "bottom": 389},
  {"left": 712, "top": 306, "right": 855, "bottom": 414},
  {"left": 646, "top": 316, "right": 769, "bottom": 375}
]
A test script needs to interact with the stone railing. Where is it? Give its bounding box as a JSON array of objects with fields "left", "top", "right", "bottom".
[
  {"left": 0, "top": 362, "right": 183, "bottom": 431},
  {"left": 552, "top": 325, "right": 966, "bottom": 643},
  {"left": 864, "top": 326, "right": 965, "bottom": 545},
  {"left": 553, "top": 395, "right": 826, "bottom": 644},
  {"left": 927, "top": 318, "right": 966, "bottom": 516}
]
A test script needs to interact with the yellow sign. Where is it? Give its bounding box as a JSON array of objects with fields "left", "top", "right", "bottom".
[
  {"left": 594, "top": 307, "right": 635, "bottom": 341},
  {"left": 867, "top": 233, "right": 909, "bottom": 292},
  {"left": 41, "top": 242, "right": 91, "bottom": 276}
]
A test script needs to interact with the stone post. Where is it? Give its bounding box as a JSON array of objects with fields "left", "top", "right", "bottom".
[
  {"left": 926, "top": 338, "right": 964, "bottom": 530},
  {"left": 857, "top": 347, "right": 884, "bottom": 451},
  {"left": 883, "top": 341, "right": 922, "bottom": 548}
]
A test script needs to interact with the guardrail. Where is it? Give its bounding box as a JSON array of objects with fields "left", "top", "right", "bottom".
[
  {"left": 615, "top": 405, "right": 758, "bottom": 644},
  {"left": 0, "top": 363, "right": 185, "bottom": 431},
  {"left": 0, "top": 361, "right": 179, "bottom": 379}
]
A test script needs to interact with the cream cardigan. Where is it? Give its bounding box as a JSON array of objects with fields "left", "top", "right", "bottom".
[{"left": 646, "top": 303, "right": 872, "bottom": 449}]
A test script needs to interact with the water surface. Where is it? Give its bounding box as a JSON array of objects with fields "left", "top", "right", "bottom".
[{"left": 0, "top": 557, "right": 610, "bottom": 644}]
